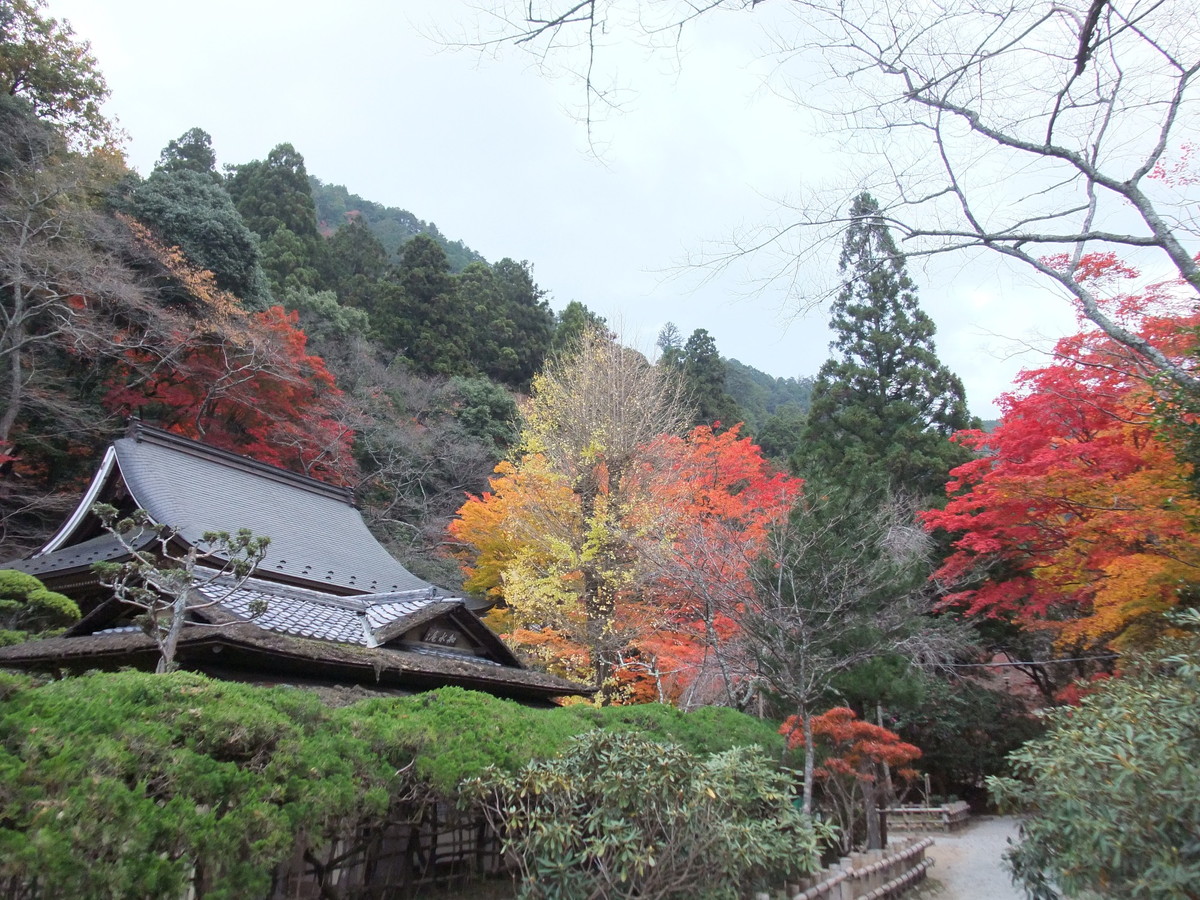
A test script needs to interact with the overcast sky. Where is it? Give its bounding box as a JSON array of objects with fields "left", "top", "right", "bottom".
[{"left": 53, "top": 0, "right": 1084, "bottom": 417}]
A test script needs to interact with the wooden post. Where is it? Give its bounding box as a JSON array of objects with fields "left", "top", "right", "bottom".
[{"left": 838, "top": 858, "right": 854, "bottom": 900}]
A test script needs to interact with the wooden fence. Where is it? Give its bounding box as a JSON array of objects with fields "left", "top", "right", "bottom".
[
  {"left": 753, "top": 836, "right": 934, "bottom": 900},
  {"left": 886, "top": 801, "right": 971, "bottom": 832},
  {"left": 268, "top": 800, "right": 503, "bottom": 899},
  {"left": 222, "top": 800, "right": 947, "bottom": 900}
]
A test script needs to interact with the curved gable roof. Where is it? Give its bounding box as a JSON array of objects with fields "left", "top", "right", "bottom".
[
  {"left": 113, "top": 427, "right": 428, "bottom": 594},
  {"left": 14, "top": 424, "right": 429, "bottom": 596}
]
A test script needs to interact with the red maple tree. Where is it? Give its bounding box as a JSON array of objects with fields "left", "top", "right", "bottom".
[
  {"left": 781, "top": 706, "right": 921, "bottom": 850},
  {"left": 105, "top": 306, "right": 357, "bottom": 485},
  {"left": 922, "top": 253, "right": 1200, "bottom": 650}
]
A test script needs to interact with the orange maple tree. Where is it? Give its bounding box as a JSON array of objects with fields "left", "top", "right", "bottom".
[
  {"left": 448, "top": 424, "right": 801, "bottom": 701},
  {"left": 922, "top": 253, "right": 1200, "bottom": 650},
  {"left": 448, "top": 452, "right": 591, "bottom": 682},
  {"left": 781, "top": 706, "right": 921, "bottom": 850}
]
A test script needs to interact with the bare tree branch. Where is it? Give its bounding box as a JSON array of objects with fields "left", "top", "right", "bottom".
[{"left": 455, "top": 0, "right": 1200, "bottom": 386}]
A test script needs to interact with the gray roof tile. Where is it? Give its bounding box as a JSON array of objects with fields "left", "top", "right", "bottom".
[
  {"left": 194, "top": 574, "right": 446, "bottom": 648},
  {"left": 4, "top": 532, "right": 150, "bottom": 577},
  {"left": 111, "top": 427, "right": 429, "bottom": 594}
]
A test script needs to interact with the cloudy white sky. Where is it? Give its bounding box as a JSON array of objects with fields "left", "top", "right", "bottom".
[{"left": 54, "top": 0, "right": 1085, "bottom": 417}]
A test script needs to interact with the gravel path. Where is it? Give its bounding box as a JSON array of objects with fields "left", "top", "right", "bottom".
[{"left": 917, "top": 816, "right": 1024, "bottom": 900}]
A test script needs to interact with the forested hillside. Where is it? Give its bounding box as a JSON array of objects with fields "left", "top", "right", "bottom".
[
  {"left": 309, "top": 176, "right": 485, "bottom": 272},
  {"left": 0, "top": 0, "right": 826, "bottom": 575},
  {"left": 6, "top": 2, "right": 1200, "bottom": 893}
]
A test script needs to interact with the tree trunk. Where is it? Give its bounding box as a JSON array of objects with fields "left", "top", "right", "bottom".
[
  {"left": 156, "top": 588, "right": 189, "bottom": 674},
  {"left": 877, "top": 703, "right": 895, "bottom": 805},
  {"left": 802, "top": 712, "right": 815, "bottom": 816},
  {"left": 864, "top": 769, "right": 882, "bottom": 850},
  {"left": 1, "top": 274, "right": 25, "bottom": 443}
]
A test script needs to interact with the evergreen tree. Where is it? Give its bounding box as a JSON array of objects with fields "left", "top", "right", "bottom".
[
  {"left": 373, "top": 234, "right": 470, "bottom": 375},
  {"left": 259, "top": 226, "right": 321, "bottom": 294},
  {"left": 225, "top": 143, "right": 319, "bottom": 240},
  {"left": 681, "top": 328, "right": 742, "bottom": 429},
  {"left": 319, "top": 217, "right": 388, "bottom": 308},
  {"left": 156, "top": 127, "right": 218, "bottom": 179},
  {"left": 756, "top": 405, "right": 807, "bottom": 463},
  {"left": 552, "top": 301, "right": 608, "bottom": 355},
  {"left": 800, "top": 193, "right": 975, "bottom": 496},
  {"left": 225, "top": 143, "right": 324, "bottom": 293},
  {"left": 489, "top": 258, "right": 553, "bottom": 389},
  {"left": 128, "top": 133, "right": 269, "bottom": 306}
]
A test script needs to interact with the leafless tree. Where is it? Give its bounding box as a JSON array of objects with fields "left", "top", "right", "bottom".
[
  {"left": 0, "top": 107, "right": 142, "bottom": 444},
  {"left": 737, "top": 491, "right": 971, "bottom": 816},
  {"left": 0, "top": 104, "right": 179, "bottom": 554},
  {"left": 315, "top": 335, "right": 500, "bottom": 572},
  {"left": 457, "top": 0, "right": 1200, "bottom": 387},
  {"left": 525, "top": 325, "right": 692, "bottom": 491}
]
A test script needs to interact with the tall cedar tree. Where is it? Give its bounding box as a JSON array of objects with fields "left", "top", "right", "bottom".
[
  {"left": 225, "top": 143, "right": 324, "bottom": 294},
  {"left": 373, "top": 233, "right": 467, "bottom": 374},
  {"left": 656, "top": 325, "right": 744, "bottom": 430},
  {"left": 802, "top": 193, "right": 974, "bottom": 496},
  {"left": 682, "top": 328, "right": 743, "bottom": 430}
]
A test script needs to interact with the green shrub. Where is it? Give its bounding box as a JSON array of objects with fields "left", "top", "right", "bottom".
[
  {"left": 466, "top": 729, "right": 830, "bottom": 900},
  {"left": 0, "top": 672, "right": 417, "bottom": 899},
  {"left": 556, "top": 700, "right": 786, "bottom": 759},
  {"left": 989, "top": 620, "right": 1200, "bottom": 898},
  {"left": 0, "top": 569, "right": 80, "bottom": 641},
  {"left": 344, "top": 686, "right": 585, "bottom": 793},
  {"left": 0, "top": 674, "right": 793, "bottom": 898}
]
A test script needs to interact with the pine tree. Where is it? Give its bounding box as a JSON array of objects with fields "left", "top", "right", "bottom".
[{"left": 800, "top": 193, "right": 975, "bottom": 496}]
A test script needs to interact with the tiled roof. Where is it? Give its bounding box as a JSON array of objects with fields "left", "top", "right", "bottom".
[
  {"left": 108, "top": 426, "right": 430, "bottom": 594},
  {"left": 405, "top": 643, "right": 504, "bottom": 668},
  {"left": 6, "top": 532, "right": 151, "bottom": 578},
  {"left": 0, "top": 624, "right": 583, "bottom": 700},
  {"left": 193, "top": 575, "right": 451, "bottom": 648}
]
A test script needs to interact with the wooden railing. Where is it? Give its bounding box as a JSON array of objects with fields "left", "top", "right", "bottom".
[
  {"left": 886, "top": 801, "right": 971, "bottom": 832},
  {"left": 753, "top": 835, "right": 934, "bottom": 900}
]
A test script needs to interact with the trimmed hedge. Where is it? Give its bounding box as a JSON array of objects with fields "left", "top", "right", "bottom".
[{"left": 0, "top": 671, "right": 785, "bottom": 898}]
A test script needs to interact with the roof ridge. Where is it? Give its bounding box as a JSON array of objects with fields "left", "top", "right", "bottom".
[
  {"left": 124, "top": 422, "right": 355, "bottom": 505},
  {"left": 196, "top": 572, "right": 449, "bottom": 614}
]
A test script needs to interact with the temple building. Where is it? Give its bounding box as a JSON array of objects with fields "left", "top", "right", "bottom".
[{"left": 0, "top": 422, "right": 583, "bottom": 703}]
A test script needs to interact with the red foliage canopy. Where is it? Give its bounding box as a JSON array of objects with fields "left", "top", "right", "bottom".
[
  {"left": 781, "top": 707, "right": 922, "bottom": 781},
  {"left": 922, "top": 254, "right": 1200, "bottom": 649},
  {"left": 105, "top": 306, "right": 357, "bottom": 485}
]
